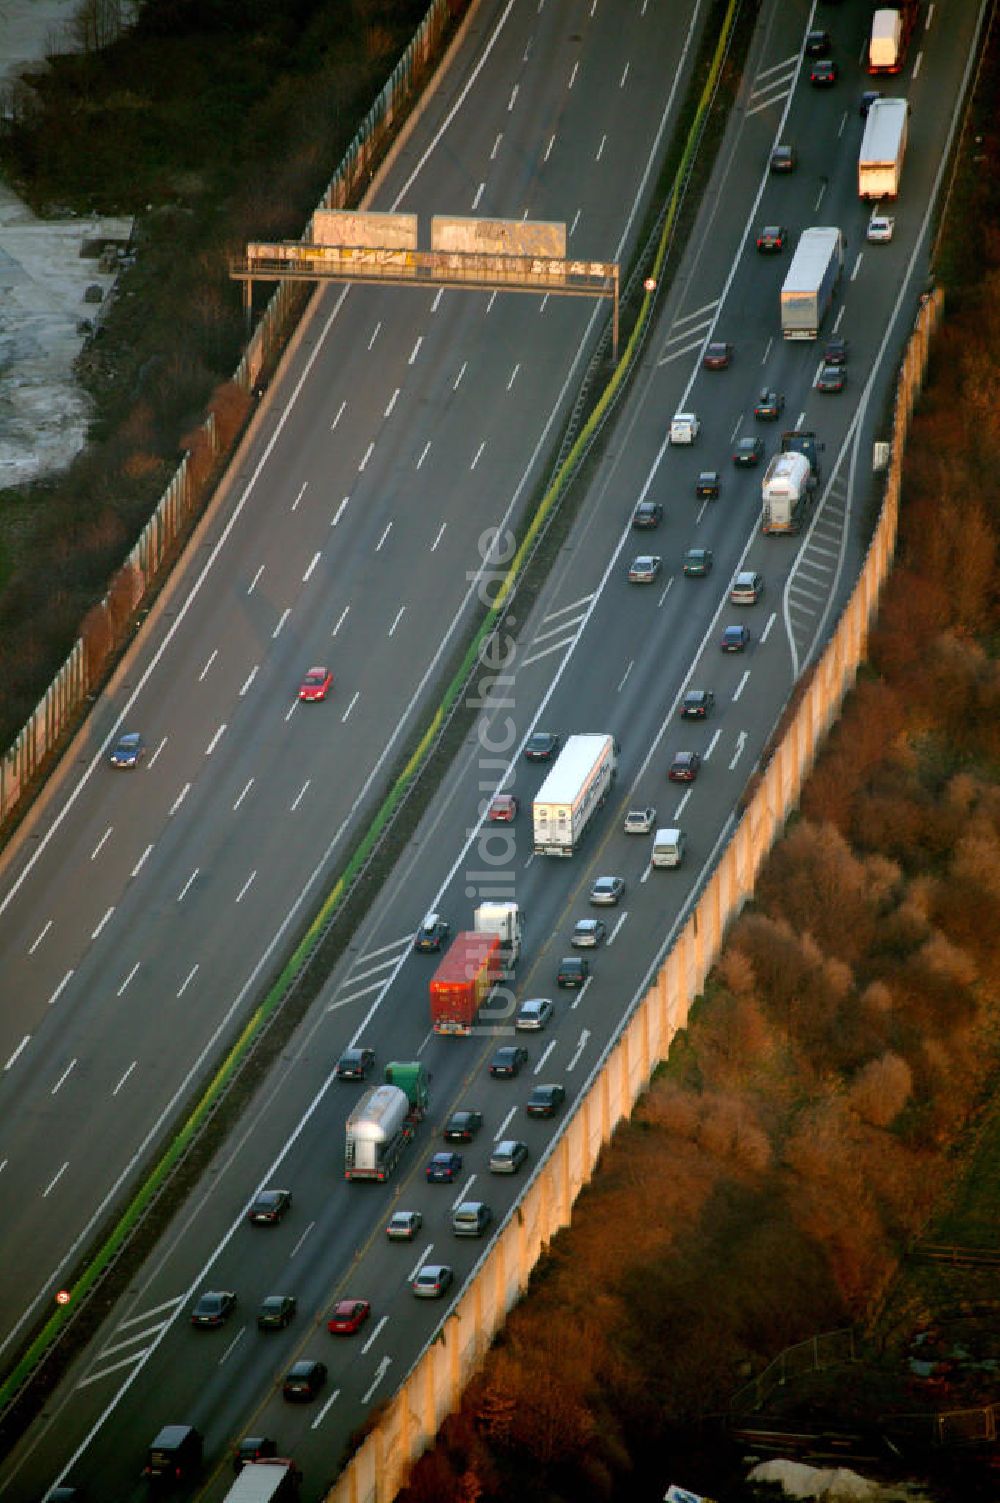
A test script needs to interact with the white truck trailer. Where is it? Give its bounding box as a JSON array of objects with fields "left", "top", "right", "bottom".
[
  {"left": 858, "top": 98, "right": 908, "bottom": 200},
  {"left": 779, "top": 228, "right": 844, "bottom": 340},
  {"left": 761, "top": 450, "right": 813, "bottom": 535},
  {"left": 532, "top": 733, "right": 617, "bottom": 856},
  {"left": 222, "top": 1460, "right": 301, "bottom": 1503}
]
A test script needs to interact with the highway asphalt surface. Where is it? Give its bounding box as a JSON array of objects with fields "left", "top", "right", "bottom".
[
  {"left": 3, "top": 0, "right": 989, "bottom": 1499},
  {"left": 0, "top": 0, "right": 699, "bottom": 1360}
]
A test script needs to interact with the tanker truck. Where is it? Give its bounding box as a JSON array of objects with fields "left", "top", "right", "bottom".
[{"left": 344, "top": 1064, "right": 428, "bottom": 1181}]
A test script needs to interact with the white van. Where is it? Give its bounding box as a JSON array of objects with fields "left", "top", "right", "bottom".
[{"left": 651, "top": 827, "right": 686, "bottom": 868}]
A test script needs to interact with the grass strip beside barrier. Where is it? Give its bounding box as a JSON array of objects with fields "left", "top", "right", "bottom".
[{"left": 0, "top": 0, "right": 740, "bottom": 1418}]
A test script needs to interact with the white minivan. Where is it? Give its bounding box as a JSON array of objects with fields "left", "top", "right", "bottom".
[{"left": 651, "top": 827, "right": 686, "bottom": 868}]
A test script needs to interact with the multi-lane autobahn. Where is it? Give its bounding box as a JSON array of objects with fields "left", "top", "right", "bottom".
[{"left": 0, "top": 0, "right": 987, "bottom": 1498}]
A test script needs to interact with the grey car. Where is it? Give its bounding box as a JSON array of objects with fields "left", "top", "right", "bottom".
[
  {"left": 515, "top": 998, "right": 554, "bottom": 1031},
  {"left": 413, "top": 1264, "right": 454, "bottom": 1298},
  {"left": 571, "top": 918, "right": 607, "bottom": 948},
  {"left": 489, "top": 1139, "right": 529, "bottom": 1174},
  {"left": 589, "top": 874, "right": 625, "bottom": 905}
]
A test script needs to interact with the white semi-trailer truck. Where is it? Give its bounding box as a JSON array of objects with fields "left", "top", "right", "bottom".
[
  {"left": 532, "top": 733, "right": 617, "bottom": 856},
  {"left": 858, "top": 98, "right": 909, "bottom": 200}
]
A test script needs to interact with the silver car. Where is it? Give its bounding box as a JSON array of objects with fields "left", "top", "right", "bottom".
[
  {"left": 515, "top": 998, "right": 554, "bottom": 1031},
  {"left": 571, "top": 919, "right": 606, "bottom": 948},
  {"left": 624, "top": 807, "right": 656, "bottom": 834},
  {"left": 489, "top": 1139, "right": 529, "bottom": 1174},
  {"left": 589, "top": 875, "right": 626, "bottom": 906}
]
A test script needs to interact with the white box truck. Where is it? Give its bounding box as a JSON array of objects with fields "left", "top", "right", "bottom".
[
  {"left": 780, "top": 228, "right": 844, "bottom": 340},
  {"left": 858, "top": 98, "right": 908, "bottom": 199},
  {"left": 868, "top": 4, "right": 917, "bottom": 74},
  {"left": 761, "top": 450, "right": 812, "bottom": 535},
  {"left": 532, "top": 733, "right": 617, "bottom": 856}
]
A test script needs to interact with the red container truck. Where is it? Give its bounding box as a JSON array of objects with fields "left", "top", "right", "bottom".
[{"left": 430, "top": 931, "right": 502, "bottom": 1035}]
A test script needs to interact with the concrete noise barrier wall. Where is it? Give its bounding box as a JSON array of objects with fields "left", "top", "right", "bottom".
[{"left": 322, "top": 290, "right": 945, "bottom": 1503}]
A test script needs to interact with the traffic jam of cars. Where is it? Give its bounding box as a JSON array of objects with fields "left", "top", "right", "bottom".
[{"left": 104, "top": 16, "right": 881, "bottom": 1486}]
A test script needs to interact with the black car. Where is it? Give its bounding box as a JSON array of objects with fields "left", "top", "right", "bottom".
[
  {"left": 444, "top": 1109, "right": 484, "bottom": 1142},
  {"left": 805, "top": 28, "right": 831, "bottom": 56},
  {"left": 247, "top": 1187, "right": 292, "bottom": 1225},
  {"left": 526, "top": 1084, "right": 566, "bottom": 1119},
  {"left": 336, "top": 1047, "right": 376, "bottom": 1080},
  {"left": 860, "top": 89, "right": 881, "bottom": 116},
  {"left": 769, "top": 143, "right": 796, "bottom": 173},
  {"left": 733, "top": 436, "right": 765, "bottom": 467},
  {"left": 190, "top": 1291, "right": 237, "bottom": 1329},
  {"left": 525, "top": 731, "right": 560, "bottom": 762},
  {"left": 681, "top": 689, "right": 714, "bottom": 719},
  {"left": 557, "top": 956, "right": 590, "bottom": 988},
  {"left": 233, "top": 1436, "right": 278, "bottom": 1473},
  {"left": 756, "top": 225, "right": 787, "bottom": 253},
  {"left": 721, "top": 624, "right": 751, "bottom": 653},
  {"left": 632, "top": 499, "right": 663, "bottom": 529},
  {"left": 257, "top": 1295, "right": 296, "bottom": 1331},
  {"left": 810, "top": 59, "right": 837, "bottom": 86},
  {"left": 489, "top": 1045, "right": 528, "bottom": 1078},
  {"left": 682, "top": 548, "right": 713, "bottom": 578},
  {"left": 414, "top": 913, "right": 450, "bottom": 952},
  {"left": 695, "top": 470, "right": 720, "bottom": 499},
  {"left": 754, "top": 388, "right": 784, "bottom": 421},
  {"left": 282, "top": 1359, "right": 327, "bottom": 1401}
]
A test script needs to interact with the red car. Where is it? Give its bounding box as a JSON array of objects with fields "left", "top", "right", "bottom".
[
  {"left": 668, "top": 751, "right": 702, "bottom": 783},
  {"left": 487, "top": 793, "right": 519, "bottom": 822},
  {"left": 327, "top": 1299, "right": 371, "bottom": 1335},
  {"left": 299, "top": 666, "right": 333, "bottom": 702}
]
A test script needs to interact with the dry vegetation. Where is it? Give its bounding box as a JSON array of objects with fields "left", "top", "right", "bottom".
[
  {"left": 0, "top": 0, "right": 427, "bottom": 752},
  {"left": 394, "top": 42, "right": 1000, "bottom": 1503}
]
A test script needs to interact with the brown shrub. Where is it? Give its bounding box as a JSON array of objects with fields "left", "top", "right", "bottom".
[
  {"left": 847, "top": 1052, "right": 913, "bottom": 1127},
  {"left": 80, "top": 600, "right": 112, "bottom": 681}
]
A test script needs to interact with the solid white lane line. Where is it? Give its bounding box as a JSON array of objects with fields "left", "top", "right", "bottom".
[
  {"left": 703, "top": 729, "right": 721, "bottom": 761},
  {"left": 570, "top": 976, "right": 592, "bottom": 1010},
  {"left": 494, "top": 1106, "right": 516, "bottom": 1140},
  {"left": 761, "top": 611, "right": 777, "bottom": 643},
  {"left": 470, "top": 442, "right": 485, "bottom": 469},
  {"left": 544, "top": 133, "right": 555, "bottom": 162},
  {"left": 568, "top": 60, "right": 579, "bottom": 88},
  {"left": 608, "top": 912, "right": 628, "bottom": 945},
  {"left": 451, "top": 1175, "right": 476, "bottom": 1209},
  {"left": 491, "top": 133, "right": 502, "bottom": 160},
  {"left": 507, "top": 362, "right": 519, "bottom": 390},
  {"left": 289, "top": 1221, "right": 315, "bottom": 1261},
  {"left": 453, "top": 362, "right": 466, "bottom": 390},
  {"left": 507, "top": 83, "right": 518, "bottom": 111},
  {"left": 292, "top": 482, "right": 309, "bottom": 510},
  {"left": 362, "top": 1316, "right": 388, "bottom": 1354},
  {"left": 732, "top": 670, "right": 750, "bottom": 701},
  {"left": 472, "top": 182, "right": 485, "bottom": 210},
  {"left": 596, "top": 133, "right": 606, "bottom": 161}
]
